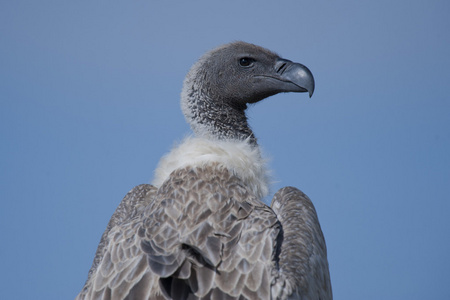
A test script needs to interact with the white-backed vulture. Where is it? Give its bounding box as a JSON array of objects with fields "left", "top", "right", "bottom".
[{"left": 76, "top": 41, "right": 332, "bottom": 300}]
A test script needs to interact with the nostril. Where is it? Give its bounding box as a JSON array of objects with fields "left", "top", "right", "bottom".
[{"left": 276, "top": 63, "right": 287, "bottom": 74}]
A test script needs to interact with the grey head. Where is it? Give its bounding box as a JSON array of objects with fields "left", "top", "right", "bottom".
[{"left": 181, "top": 41, "right": 314, "bottom": 144}]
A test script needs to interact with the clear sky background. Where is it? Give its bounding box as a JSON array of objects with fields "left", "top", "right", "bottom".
[{"left": 1, "top": 1, "right": 449, "bottom": 299}]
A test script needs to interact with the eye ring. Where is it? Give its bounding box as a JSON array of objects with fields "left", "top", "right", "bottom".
[{"left": 239, "top": 57, "right": 255, "bottom": 67}]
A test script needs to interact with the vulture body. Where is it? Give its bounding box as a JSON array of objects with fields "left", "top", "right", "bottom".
[{"left": 76, "top": 42, "right": 332, "bottom": 300}]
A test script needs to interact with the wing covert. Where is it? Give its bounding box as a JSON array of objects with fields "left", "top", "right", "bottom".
[
  {"left": 76, "top": 184, "right": 158, "bottom": 300},
  {"left": 271, "top": 186, "right": 332, "bottom": 300}
]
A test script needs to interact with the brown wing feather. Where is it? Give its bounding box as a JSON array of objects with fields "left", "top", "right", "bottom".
[
  {"left": 76, "top": 184, "right": 159, "bottom": 300},
  {"left": 271, "top": 187, "right": 332, "bottom": 300},
  {"left": 76, "top": 164, "right": 286, "bottom": 300},
  {"left": 78, "top": 166, "right": 330, "bottom": 300}
]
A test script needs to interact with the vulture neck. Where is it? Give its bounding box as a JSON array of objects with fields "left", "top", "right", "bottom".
[{"left": 182, "top": 86, "right": 258, "bottom": 146}]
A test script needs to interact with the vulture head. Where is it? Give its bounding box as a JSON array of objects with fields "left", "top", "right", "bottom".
[{"left": 181, "top": 41, "right": 314, "bottom": 143}]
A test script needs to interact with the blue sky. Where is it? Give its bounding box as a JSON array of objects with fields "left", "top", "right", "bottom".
[{"left": 1, "top": 1, "right": 449, "bottom": 299}]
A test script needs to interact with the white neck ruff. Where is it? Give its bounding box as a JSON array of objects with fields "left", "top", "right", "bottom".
[{"left": 152, "top": 137, "right": 270, "bottom": 200}]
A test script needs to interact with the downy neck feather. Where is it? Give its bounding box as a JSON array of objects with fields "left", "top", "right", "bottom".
[{"left": 152, "top": 136, "right": 270, "bottom": 200}]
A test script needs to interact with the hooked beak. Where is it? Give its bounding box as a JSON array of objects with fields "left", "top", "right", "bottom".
[{"left": 274, "top": 58, "right": 315, "bottom": 97}]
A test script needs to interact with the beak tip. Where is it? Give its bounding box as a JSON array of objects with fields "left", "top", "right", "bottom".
[{"left": 308, "top": 86, "right": 314, "bottom": 98}]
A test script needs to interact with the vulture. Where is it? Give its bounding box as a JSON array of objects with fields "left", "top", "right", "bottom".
[{"left": 76, "top": 41, "right": 332, "bottom": 300}]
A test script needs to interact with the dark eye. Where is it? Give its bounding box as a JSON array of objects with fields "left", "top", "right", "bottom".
[{"left": 239, "top": 57, "right": 255, "bottom": 67}]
